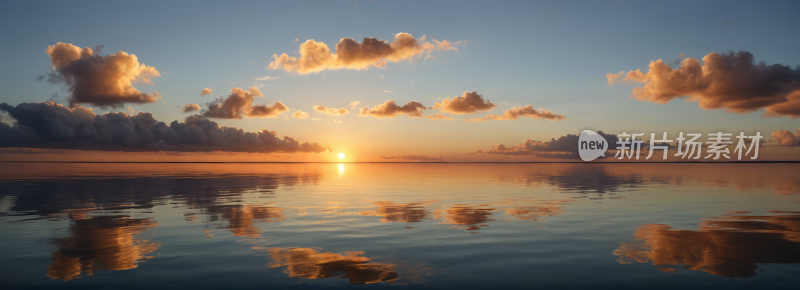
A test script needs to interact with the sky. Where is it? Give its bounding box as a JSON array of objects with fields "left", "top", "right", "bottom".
[{"left": 0, "top": 0, "right": 799, "bottom": 162}]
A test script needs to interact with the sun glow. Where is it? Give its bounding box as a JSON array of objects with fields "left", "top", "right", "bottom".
[{"left": 338, "top": 153, "right": 345, "bottom": 158}]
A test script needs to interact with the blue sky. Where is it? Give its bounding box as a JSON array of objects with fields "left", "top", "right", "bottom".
[{"left": 0, "top": 0, "right": 798, "bottom": 160}]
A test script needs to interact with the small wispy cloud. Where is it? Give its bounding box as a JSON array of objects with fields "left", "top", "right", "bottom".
[
  {"left": 384, "top": 90, "right": 394, "bottom": 93},
  {"left": 255, "top": 76, "right": 280, "bottom": 81}
]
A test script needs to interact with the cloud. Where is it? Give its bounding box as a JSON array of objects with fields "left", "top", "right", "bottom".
[
  {"left": 0, "top": 101, "right": 329, "bottom": 153},
  {"left": 349, "top": 101, "right": 360, "bottom": 108},
  {"left": 255, "top": 76, "right": 280, "bottom": 81},
  {"left": 358, "top": 100, "right": 426, "bottom": 118},
  {"left": 383, "top": 90, "right": 394, "bottom": 93},
  {"left": 181, "top": 104, "right": 201, "bottom": 113},
  {"left": 432, "top": 91, "right": 497, "bottom": 114},
  {"left": 292, "top": 111, "right": 309, "bottom": 119},
  {"left": 201, "top": 88, "right": 213, "bottom": 96},
  {"left": 204, "top": 87, "right": 288, "bottom": 119},
  {"left": 379, "top": 155, "right": 443, "bottom": 161},
  {"left": 609, "top": 51, "right": 800, "bottom": 118},
  {"left": 39, "top": 42, "right": 161, "bottom": 108},
  {"left": 313, "top": 105, "right": 349, "bottom": 116},
  {"left": 481, "top": 131, "right": 620, "bottom": 159},
  {"left": 771, "top": 129, "right": 800, "bottom": 146},
  {"left": 431, "top": 40, "right": 467, "bottom": 52},
  {"left": 606, "top": 71, "right": 625, "bottom": 84},
  {"left": 466, "top": 150, "right": 484, "bottom": 155},
  {"left": 268, "top": 33, "right": 464, "bottom": 74},
  {"left": 425, "top": 113, "right": 454, "bottom": 120},
  {"left": 465, "top": 105, "right": 565, "bottom": 122}
]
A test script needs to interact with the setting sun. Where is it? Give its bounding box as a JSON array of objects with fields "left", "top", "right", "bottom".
[{"left": 338, "top": 153, "right": 345, "bottom": 159}]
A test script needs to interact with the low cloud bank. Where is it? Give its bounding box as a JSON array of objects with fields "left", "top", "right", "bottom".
[{"left": 0, "top": 101, "right": 328, "bottom": 153}]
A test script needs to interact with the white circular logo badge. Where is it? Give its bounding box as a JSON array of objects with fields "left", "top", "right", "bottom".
[{"left": 578, "top": 130, "right": 608, "bottom": 161}]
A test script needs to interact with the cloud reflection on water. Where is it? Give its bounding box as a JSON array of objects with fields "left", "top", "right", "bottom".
[
  {"left": 47, "top": 216, "right": 159, "bottom": 281},
  {"left": 0, "top": 163, "right": 799, "bottom": 284},
  {"left": 265, "top": 247, "right": 398, "bottom": 284},
  {"left": 614, "top": 211, "right": 800, "bottom": 277}
]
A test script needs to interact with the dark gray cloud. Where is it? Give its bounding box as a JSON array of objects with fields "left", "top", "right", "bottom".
[
  {"left": 482, "top": 131, "right": 620, "bottom": 159},
  {"left": 0, "top": 101, "right": 328, "bottom": 153}
]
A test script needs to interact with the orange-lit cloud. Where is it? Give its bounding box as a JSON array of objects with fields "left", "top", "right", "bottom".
[
  {"left": 349, "top": 101, "right": 360, "bottom": 108},
  {"left": 39, "top": 42, "right": 161, "bottom": 108},
  {"left": 313, "top": 105, "right": 349, "bottom": 116},
  {"left": 204, "top": 87, "right": 287, "bottom": 119},
  {"left": 771, "top": 129, "right": 800, "bottom": 146},
  {"left": 200, "top": 88, "right": 213, "bottom": 96},
  {"left": 379, "top": 155, "right": 443, "bottom": 161},
  {"left": 432, "top": 91, "right": 496, "bottom": 114},
  {"left": 0, "top": 101, "right": 329, "bottom": 153},
  {"left": 609, "top": 51, "right": 800, "bottom": 118},
  {"left": 293, "top": 111, "right": 309, "bottom": 119},
  {"left": 181, "top": 104, "right": 201, "bottom": 113},
  {"left": 268, "top": 33, "right": 464, "bottom": 74},
  {"left": 465, "top": 105, "right": 565, "bottom": 122},
  {"left": 358, "top": 100, "right": 426, "bottom": 118},
  {"left": 425, "top": 113, "right": 454, "bottom": 120},
  {"left": 267, "top": 248, "right": 398, "bottom": 284}
]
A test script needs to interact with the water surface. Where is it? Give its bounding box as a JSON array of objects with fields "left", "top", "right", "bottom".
[{"left": 1, "top": 163, "right": 799, "bottom": 289}]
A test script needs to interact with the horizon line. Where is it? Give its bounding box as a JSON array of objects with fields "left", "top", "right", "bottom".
[{"left": 0, "top": 161, "right": 798, "bottom": 164}]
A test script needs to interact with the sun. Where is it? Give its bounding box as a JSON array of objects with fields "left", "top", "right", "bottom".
[{"left": 338, "top": 153, "right": 345, "bottom": 159}]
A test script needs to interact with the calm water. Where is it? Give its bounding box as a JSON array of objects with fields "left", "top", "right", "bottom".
[{"left": 1, "top": 163, "right": 799, "bottom": 289}]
